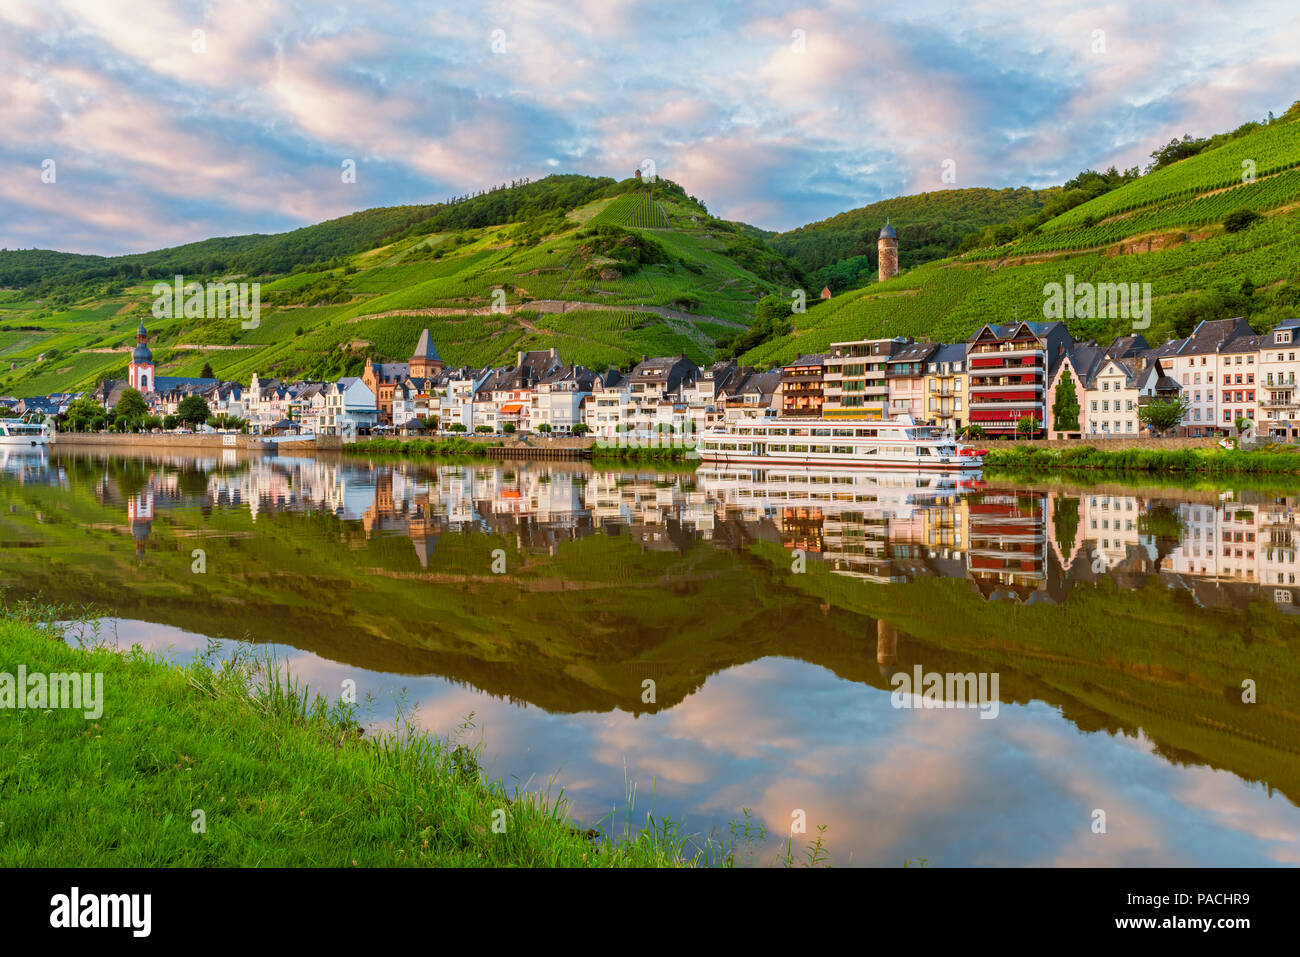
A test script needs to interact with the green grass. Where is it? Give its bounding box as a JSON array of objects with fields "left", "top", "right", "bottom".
[
  {"left": 0, "top": 601, "right": 698, "bottom": 867},
  {"left": 344, "top": 437, "right": 496, "bottom": 457},
  {"left": 983, "top": 444, "right": 1300, "bottom": 473}
]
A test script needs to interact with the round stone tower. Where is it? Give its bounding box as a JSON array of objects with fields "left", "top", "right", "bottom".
[{"left": 878, "top": 220, "right": 898, "bottom": 282}]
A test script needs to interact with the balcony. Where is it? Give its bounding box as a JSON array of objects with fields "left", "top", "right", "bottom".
[
  {"left": 970, "top": 381, "right": 1042, "bottom": 392},
  {"left": 970, "top": 343, "right": 1042, "bottom": 358}
]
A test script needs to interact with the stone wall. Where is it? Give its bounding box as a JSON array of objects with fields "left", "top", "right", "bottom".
[
  {"left": 54, "top": 433, "right": 343, "bottom": 452},
  {"left": 351, "top": 434, "right": 595, "bottom": 450}
]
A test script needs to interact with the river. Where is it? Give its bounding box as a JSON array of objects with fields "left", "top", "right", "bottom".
[{"left": 2, "top": 446, "right": 1298, "bottom": 866}]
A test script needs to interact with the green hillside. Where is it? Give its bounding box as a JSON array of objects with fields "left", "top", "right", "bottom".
[
  {"left": 744, "top": 111, "right": 1300, "bottom": 367},
  {"left": 771, "top": 186, "right": 1057, "bottom": 290},
  {"left": 0, "top": 176, "right": 802, "bottom": 394}
]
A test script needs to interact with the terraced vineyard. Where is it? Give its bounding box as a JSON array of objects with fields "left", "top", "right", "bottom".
[
  {"left": 0, "top": 176, "right": 793, "bottom": 394},
  {"left": 748, "top": 125, "right": 1300, "bottom": 369},
  {"left": 589, "top": 192, "right": 671, "bottom": 228},
  {"left": 1046, "top": 118, "right": 1300, "bottom": 230}
]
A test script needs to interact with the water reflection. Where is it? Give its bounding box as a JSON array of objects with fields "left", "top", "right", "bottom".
[
  {"left": 3, "top": 446, "right": 1300, "bottom": 866},
  {"left": 52, "top": 448, "right": 1300, "bottom": 614}
]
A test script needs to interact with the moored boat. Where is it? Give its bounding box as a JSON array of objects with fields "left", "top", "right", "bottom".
[
  {"left": 697, "top": 415, "right": 983, "bottom": 470},
  {"left": 0, "top": 419, "right": 53, "bottom": 447}
]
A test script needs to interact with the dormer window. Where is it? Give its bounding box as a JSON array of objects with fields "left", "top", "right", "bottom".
[{"left": 1278, "top": 331, "right": 1292, "bottom": 345}]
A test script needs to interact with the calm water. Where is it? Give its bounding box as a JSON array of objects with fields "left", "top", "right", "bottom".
[{"left": 3, "top": 445, "right": 1300, "bottom": 866}]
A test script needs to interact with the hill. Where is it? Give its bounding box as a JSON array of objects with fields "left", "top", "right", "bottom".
[
  {"left": 771, "top": 186, "right": 1057, "bottom": 291},
  {"left": 0, "top": 176, "right": 802, "bottom": 395},
  {"left": 742, "top": 108, "right": 1300, "bottom": 368}
]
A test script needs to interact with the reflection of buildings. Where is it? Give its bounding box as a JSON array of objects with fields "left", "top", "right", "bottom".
[
  {"left": 127, "top": 489, "right": 153, "bottom": 562},
  {"left": 1164, "top": 496, "right": 1300, "bottom": 611},
  {"left": 967, "top": 493, "right": 1047, "bottom": 600},
  {"left": 63, "top": 449, "right": 1300, "bottom": 613}
]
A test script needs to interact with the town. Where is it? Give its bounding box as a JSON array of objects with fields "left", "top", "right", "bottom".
[{"left": 5, "top": 309, "right": 1297, "bottom": 442}]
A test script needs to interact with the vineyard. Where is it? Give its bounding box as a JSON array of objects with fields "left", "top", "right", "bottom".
[
  {"left": 1044, "top": 118, "right": 1300, "bottom": 231},
  {"left": 0, "top": 176, "right": 794, "bottom": 394},
  {"left": 747, "top": 205, "right": 1300, "bottom": 367},
  {"left": 589, "top": 192, "right": 671, "bottom": 228}
]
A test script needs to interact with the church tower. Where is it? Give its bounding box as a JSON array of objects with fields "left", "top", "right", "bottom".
[
  {"left": 409, "top": 328, "right": 444, "bottom": 379},
  {"left": 128, "top": 320, "right": 155, "bottom": 394},
  {"left": 878, "top": 220, "right": 899, "bottom": 282}
]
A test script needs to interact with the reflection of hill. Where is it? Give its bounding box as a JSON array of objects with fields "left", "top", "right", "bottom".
[{"left": 3, "top": 458, "right": 1300, "bottom": 807}]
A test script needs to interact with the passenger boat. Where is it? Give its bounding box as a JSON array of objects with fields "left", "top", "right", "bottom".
[
  {"left": 0, "top": 419, "right": 53, "bottom": 447},
  {"left": 697, "top": 416, "right": 984, "bottom": 470}
]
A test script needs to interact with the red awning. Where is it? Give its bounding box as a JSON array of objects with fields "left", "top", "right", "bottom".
[{"left": 499, "top": 402, "right": 525, "bottom": 414}]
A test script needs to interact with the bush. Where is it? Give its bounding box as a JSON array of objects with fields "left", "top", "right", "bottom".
[{"left": 1223, "top": 209, "right": 1262, "bottom": 232}]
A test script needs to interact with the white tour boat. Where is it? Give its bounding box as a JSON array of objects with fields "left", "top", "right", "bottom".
[
  {"left": 0, "top": 419, "right": 52, "bottom": 447},
  {"left": 697, "top": 415, "right": 985, "bottom": 470}
]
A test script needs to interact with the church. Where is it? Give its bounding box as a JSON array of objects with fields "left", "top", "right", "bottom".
[
  {"left": 95, "top": 319, "right": 222, "bottom": 408},
  {"left": 361, "top": 328, "right": 444, "bottom": 423}
]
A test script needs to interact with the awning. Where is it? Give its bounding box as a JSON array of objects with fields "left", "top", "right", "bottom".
[{"left": 499, "top": 402, "right": 525, "bottom": 414}]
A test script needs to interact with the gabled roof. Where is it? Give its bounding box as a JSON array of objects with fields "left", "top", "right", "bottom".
[
  {"left": 735, "top": 369, "right": 782, "bottom": 396},
  {"left": 1264, "top": 318, "right": 1300, "bottom": 346},
  {"left": 155, "top": 376, "right": 220, "bottom": 394},
  {"left": 370, "top": 361, "right": 411, "bottom": 381},
  {"left": 1062, "top": 342, "right": 1106, "bottom": 386},
  {"left": 1175, "top": 317, "right": 1254, "bottom": 356},
  {"left": 1106, "top": 334, "right": 1149, "bottom": 359},
  {"left": 628, "top": 354, "right": 700, "bottom": 393},
  {"left": 967, "top": 321, "right": 1062, "bottom": 343},
  {"left": 1221, "top": 333, "right": 1264, "bottom": 355},
  {"left": 1148, "top": 338, "right": 1185, "bottom": 359}
]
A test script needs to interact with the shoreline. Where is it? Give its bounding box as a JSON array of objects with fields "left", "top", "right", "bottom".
[
  {"left": 982, "top": 444, "right": 1300, "bottom": 474},
  {"left": 0, "top": 603, "right": 694, "bottom": 867}
]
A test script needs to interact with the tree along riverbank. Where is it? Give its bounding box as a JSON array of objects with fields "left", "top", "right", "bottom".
[
  {"left": 983, "top": 444, "right": 1300, "bottom": 474},
  {"left": 0, "top": 602, "right": 693, "bottom": 867}
]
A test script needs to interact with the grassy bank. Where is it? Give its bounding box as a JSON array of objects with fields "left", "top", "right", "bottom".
[
  {"left": 983, "top": 444, "right": 1300, "bottom": 474},
  {"left": 592, "top": 443, "right": 698, "bottom": 463},
  {"left": 0, "top": 601, "right": 691, "bottom": 867},
  {"left": 343, "top": 436, "right": 495, "bottom": 457}
]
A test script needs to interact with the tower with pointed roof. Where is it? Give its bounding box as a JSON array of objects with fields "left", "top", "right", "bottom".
[
  {"left": 878, "top": 220, "right": 898, "bottom": 282},
  {"left": 409, "top": 328, "right": 444, "bottom": 378},
  {"left": 128, "top": 319, "right": 155, "bottom": 394}
]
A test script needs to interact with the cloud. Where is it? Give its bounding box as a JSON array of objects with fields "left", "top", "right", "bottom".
[{"left": 1, "top": 0, "right": 1297, "bottom": 252}]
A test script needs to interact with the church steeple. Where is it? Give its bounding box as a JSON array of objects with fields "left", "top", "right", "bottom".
[{"left": 129, "top": 319, "right": 155, "bottom": 394}]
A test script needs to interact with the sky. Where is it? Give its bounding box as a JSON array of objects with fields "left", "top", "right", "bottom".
[{"left": 3, "top": 0, "right": 1299, "bottom": 256}]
